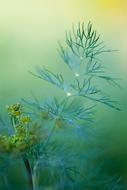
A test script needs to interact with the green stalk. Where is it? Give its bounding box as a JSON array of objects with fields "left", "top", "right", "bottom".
[{"left": 23, "top": 156, "right": 34, "bottom": 190}]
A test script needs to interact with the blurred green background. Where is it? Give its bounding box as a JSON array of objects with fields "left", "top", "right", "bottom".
[{"left": 0, "top": 0, "right": 127, "bottom": 185}]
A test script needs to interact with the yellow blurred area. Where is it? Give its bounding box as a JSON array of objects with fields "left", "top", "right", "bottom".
[{"left": 97, "top": 0, "right": 127, "bottom": 11}]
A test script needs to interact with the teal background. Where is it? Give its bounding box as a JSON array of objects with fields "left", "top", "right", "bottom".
[{"left": 0, "top": 0, "right": 127, "bottom": 187}]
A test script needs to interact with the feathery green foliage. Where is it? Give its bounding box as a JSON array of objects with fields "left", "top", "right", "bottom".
[{"left": 34, "top": 22, "right": 121, "bottom": 111}]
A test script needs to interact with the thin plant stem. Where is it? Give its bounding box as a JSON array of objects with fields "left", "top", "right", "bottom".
[{"left": 23, "top": 156, "right": 34, "bottom": 190}]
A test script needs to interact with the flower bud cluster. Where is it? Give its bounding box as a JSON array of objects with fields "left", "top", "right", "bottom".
[{"left": 0, "top": 104, "right": 41, "bottom": 156}]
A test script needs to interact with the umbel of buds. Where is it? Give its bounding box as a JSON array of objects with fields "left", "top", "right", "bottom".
[{"left": 0, "top": 104, "right": 41, "bottom": 156}]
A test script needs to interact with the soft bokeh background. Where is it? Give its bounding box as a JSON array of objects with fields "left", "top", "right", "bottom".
[{"left": 0, "top": 0, "right": 127, "bottom": 184}]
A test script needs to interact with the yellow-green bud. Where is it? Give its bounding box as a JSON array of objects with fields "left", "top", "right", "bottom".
[
  {"left": 19, "top": 116, "right": 31, "bottom": 125},
  {"left": 6, "top": 103, "right": 21, "bottom": 117}
]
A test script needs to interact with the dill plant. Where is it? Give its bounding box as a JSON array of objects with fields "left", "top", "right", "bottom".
[{"left": 0, "top": 22, "right": 124, "bottom": 190}]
